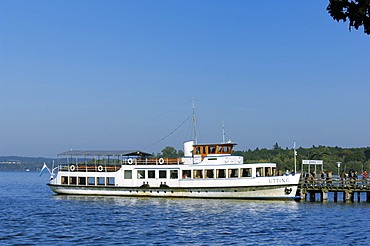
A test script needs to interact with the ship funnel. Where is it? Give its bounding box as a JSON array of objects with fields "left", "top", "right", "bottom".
[{"left": 183, "top": 140, "right": 194, "bottom": 157}]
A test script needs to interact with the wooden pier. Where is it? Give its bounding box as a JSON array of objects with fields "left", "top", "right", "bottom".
[{"left": 298, "top": 177, "right": 370, "bottom": 202}]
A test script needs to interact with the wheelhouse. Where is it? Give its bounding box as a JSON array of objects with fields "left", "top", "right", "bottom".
[{"left": 193, "top": 143, "right": 236, "bottom": 156}]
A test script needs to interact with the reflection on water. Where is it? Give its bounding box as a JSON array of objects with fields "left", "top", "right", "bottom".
[{"left": 1, "top": 172, "right": 370, "bottom": 245}]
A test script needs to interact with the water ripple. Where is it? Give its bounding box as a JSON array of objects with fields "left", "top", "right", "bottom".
[{"left": 1, "top": 172, "right": 370, "bottom": 245}]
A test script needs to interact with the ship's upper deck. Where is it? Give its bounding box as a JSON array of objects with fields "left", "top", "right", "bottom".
[{"left": 192, "top": 143, "right": 236, "bottom": 156}]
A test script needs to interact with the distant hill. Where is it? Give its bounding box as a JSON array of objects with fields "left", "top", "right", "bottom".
[{"left": 0, "top": 156, "right": 54, "bottom": 171}]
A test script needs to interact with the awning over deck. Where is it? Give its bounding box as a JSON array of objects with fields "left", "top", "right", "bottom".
[{"left": 57, "top": 150, "right": 152, "bottom": 157}]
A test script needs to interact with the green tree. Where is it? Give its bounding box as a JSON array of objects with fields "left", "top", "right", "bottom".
[
  {"left": 327, "top": 0, "right": 370, "bottom": 34},
  {"left": 158, "top": 146, "right": 183, "bottom": 157},
  {"left": 364, "top": 148, "right": 370, "bottom": 160},
  {"left": 273, "top": 142, "right": 281, "bottom": 150},
  {"left": 343, "top": 150, "right": 366, "bottom": 163}
]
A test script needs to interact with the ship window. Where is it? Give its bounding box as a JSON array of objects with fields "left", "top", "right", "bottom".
[
  {"left": 138, "top": 170, "right": 145, "bottom": 179},
  {"left": 78, "top": 177, "right": 86, "bottom": 185},
  {"left": 216, "top": 169, "right": 226, "bottom": 178},
  {"left": 208, "top": 146, "right": 216, "bottom": 154},
  {"left": 241, "top": 168, "right": 252, "bottom": 177},
  {"left": 61, "top": 176, "right": 68, "bottom": 184},
  {"left": 170, "top": 170, "right": 178, "bottom": 179},
  {"left": 159, "top": 170, "right": 167, "bottom": 179},
  {"left": 193, "top": 170, "right": 203, "bottom": 179},
  {"left": 195, "top": 147, "right": 201, "bottom": 154},
  {"left": 217, "top": 146, "right": 231, "bottom": 154},
  {"left": 148, "top": 170, "right": 155, "bottom": 179},
  {"left": 97, "top": 177, "right": 105, "bottom": 185},
  {"left": 106, "top": 177, "right": 115, "bottom": 186},
  {"left": 228, "top": 169, "right": 239, "bottom": 178},
  {"left": 272, "top": 167, "right": 276, "bottom": 176},
  {"left": 256, "top": 167, "right": 263, "bottom": 177},
  {"left": 124, "top": 170, "right": 132, "bottom": 179},
  {"left": 265, "top": 167, "right": 272, "bottom": 176},
  {"left": 182, "top": 170, "right": 191, "bottom": 179},
  {"left": 202, "top": 147, "right": 207, "bottom": 154},
  {"left": 88, "top": 177, "right": 95, "bottom": 185},
  {"left": 69, "top": 176, "right": 77, "bottom": 185},
  {"left": 205, "top": 169, "right": 214, "bottom": 178}
]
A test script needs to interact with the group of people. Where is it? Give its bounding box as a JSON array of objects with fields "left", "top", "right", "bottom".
[
  {"left": 303, "top": 170, "right": 367, "bottom": 179},
  {"left": 302, "top": 169, "right": 368, "bottom": 187},
  {"left": 340, "top": 170, "right": 367, "bottom": 180},
  {"left": 303, "top": 170, "right": 332, "bottom": 179}
]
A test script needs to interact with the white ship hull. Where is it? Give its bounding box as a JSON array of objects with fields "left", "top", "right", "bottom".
[
  {"left": 48, "top": 169, "right": 300, "bottom": 200},
  {"left": 47, "top": 141, "right": 300, "bottom": 200},
  {"left": 48, "top": 184, "right": 298, "bottom": 200}
]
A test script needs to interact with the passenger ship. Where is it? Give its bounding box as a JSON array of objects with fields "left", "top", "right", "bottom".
[{"left": 47, "top": 140, "right": 300, "bottom": 200}]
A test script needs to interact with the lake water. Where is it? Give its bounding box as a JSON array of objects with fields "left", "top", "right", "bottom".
[{"left": 1, "top": 171, "right": 369, "bottom": 245}]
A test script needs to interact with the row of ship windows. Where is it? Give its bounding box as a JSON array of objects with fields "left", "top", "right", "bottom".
[
  {"left": 61, "top": 167, "right": 276, "bottom": 185},
  {"left": 194, "top": 145, "right": 231, "bottom": 155},
  {"left": 127, "top": 167, "right": 276, "bottom": 179},
  {"left": 62, "top": 176, "right": 115, "bottom": 186}
]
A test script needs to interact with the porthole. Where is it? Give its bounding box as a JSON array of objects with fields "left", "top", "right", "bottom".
[
  {"left": 222, "top": 190, "right": 224, "bottom": 192},
  {"left": 171, "top": 191, "right": 174, "bottom": 193}
]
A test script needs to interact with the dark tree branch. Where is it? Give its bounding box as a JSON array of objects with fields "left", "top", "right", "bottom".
[{"left": 327, "top": 0, "right": 370, "bottom": 34}]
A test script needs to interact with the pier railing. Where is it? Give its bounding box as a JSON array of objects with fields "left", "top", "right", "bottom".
[
  {"left": 299, "top": 177, "right": 370, "bottom": 191},
  {"left": 299, "top": 177, "right": 370, "bottom": 202}
]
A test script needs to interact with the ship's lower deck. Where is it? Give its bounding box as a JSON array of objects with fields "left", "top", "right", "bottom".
[{"left": 47, "top": 183, "right": 299, "bottom": 200}]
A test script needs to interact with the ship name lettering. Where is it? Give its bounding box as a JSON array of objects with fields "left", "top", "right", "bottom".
[{"left": 269, "top": 178, "right": 289, "bottom": 184}]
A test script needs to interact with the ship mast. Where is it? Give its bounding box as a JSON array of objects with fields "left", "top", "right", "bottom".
[{"left": 192, "top": 99, "right": 197, "bottom": 144}]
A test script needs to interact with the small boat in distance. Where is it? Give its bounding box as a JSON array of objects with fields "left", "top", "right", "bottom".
[{"left": 46, "top": 139, "right": 300, "bottom": 200}]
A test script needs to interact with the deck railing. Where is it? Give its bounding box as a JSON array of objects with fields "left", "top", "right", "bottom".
[
  {"left": 58, "top": 157, "right": 185, "bottom": 172},
  {"left": 122, "top": 157, "right": 184, "bottom": 165}
]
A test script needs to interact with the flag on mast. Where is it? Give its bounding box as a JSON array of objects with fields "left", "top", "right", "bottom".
[{"left": 39, "top": 163, "right": 50, "bottom": 177}]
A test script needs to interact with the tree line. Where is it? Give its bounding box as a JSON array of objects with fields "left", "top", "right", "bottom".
[
  {"left": 232, "top": 143, "right": 370, "bottom": 174},
  {"left": 1, "top": 143, "right": 370, "bottom": 173},
  {"left": 158, "top": 144, "right": 370, "bottom": 174}
]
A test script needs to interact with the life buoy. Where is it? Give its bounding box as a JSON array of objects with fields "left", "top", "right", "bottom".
[
  {"left": 70, "top": 165, "right": 75, "bottom": 171},
  {"left": 98, "top": 165, "right": 104, "bottom": 172},
  {"left": 159, "top": 158, "right": 165, "bottom": 164},
  {"left": 127, "top": 158, "right": 133, "bottom": 165}
]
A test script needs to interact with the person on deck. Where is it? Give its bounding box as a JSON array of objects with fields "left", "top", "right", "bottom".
[
  {"left": 327, "top": 171, "right": 333, "bottom": 186},
  {"left": 363, "top": 170, "right": 367, "bottom": 187}
]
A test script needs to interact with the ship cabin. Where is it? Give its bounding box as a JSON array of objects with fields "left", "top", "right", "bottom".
[
  {"left": 182, "top": 141, "right": 242, "bottom": 165},
  {"left": 193, "top": 142, "right": 235, "bottom": 157}
]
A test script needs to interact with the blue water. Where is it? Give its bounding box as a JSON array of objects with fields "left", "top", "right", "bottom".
[{"left": 1, "top": 172, "right": 369, "bottom": 245}]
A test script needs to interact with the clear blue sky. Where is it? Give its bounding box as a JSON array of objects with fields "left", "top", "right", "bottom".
[{"left": 1, "top": 1, "right": 369, "bottom": 157}]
